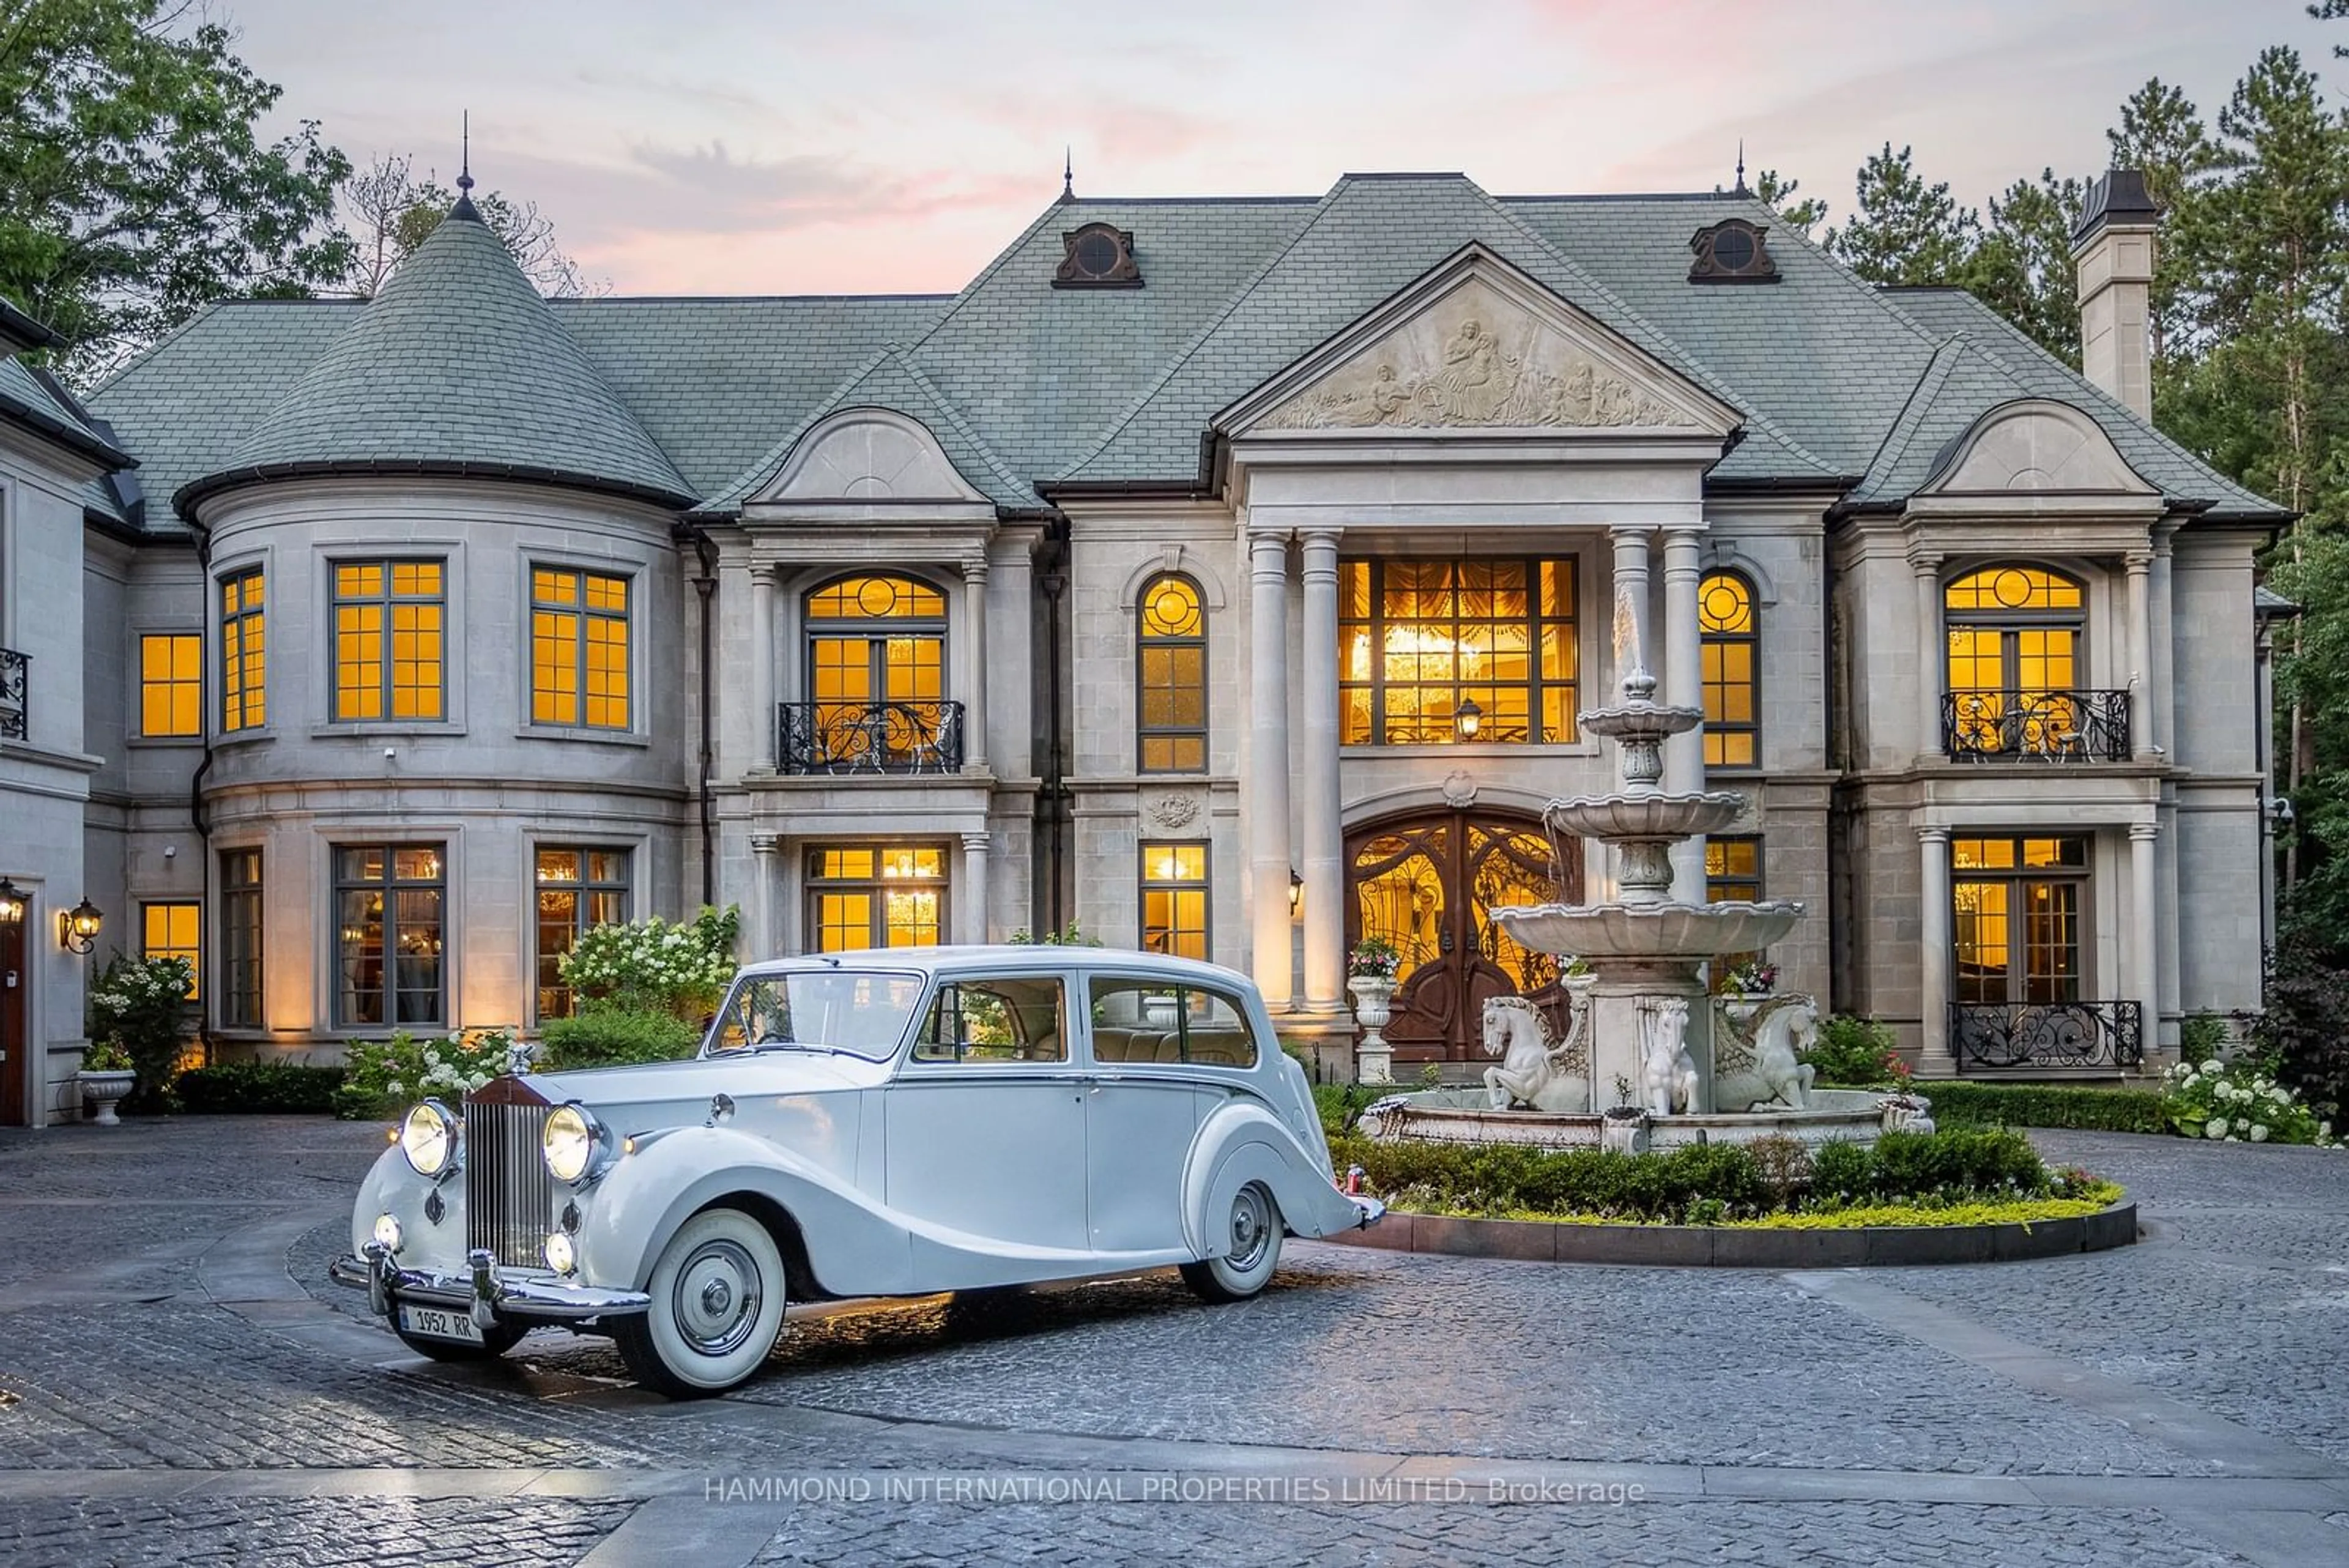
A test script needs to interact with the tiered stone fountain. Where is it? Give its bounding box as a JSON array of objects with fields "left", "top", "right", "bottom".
[{"left": 1365, "top": 625, "right": 1906, "bottom": 1150}]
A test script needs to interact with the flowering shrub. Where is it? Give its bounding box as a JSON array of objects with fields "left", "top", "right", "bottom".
[
  {"left": 1008, "top": 921, "right": 1099, "bottom": 946},
  {"left": 1349, "top": 937, "right": 1401, "bottom": 982},
  {"left": 1725, "top": 957, "right": 1779, "bottom": 994},
  {"left": 335, "top": 1028, "right": 516, "bottom": 1120},
  {"left": 558, "top": 906, "right": 739, "bottom": 1020},
  {"left": 81, "top": 1039, "right": 132, "bottom": 1072},
  {"left": 2159, "top": 1058, "right": 2337, "bottom": 1146},
  {"left": 86, "top": 953, "right": 193, "bottom": 1110}
]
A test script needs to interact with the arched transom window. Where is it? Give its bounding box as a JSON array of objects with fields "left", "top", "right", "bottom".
[
  {"left": 1137, "top": 574, "right": 1207, "bottom": 772},
  {"left": 793, "top": 574, "right": 956, "bottom": 773},
  {"left": 1943, "top": 566, "right": 2103, "bottom": 759},
  {"left": 1699, "top": 571, "right": 1758, "bottom": 767}
]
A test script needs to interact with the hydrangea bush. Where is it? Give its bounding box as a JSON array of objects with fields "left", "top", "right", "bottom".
[
  {"left": 557, "top": 905, "right": 740, "bottom": 1020},
  {"left": 86, "top": 953, "right": 193, "bottom": 1110},
  {"left": 335, "top": 1028, "right": 516, "bottom": 1120},
  {"left": 2159, "top": 1058, "right": 2337, "bottom": 1146}
]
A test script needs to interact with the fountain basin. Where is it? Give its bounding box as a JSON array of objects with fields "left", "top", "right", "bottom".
[
  {"left": 1363, "top": 1087, "right": 1898, "bottom": 1150},
  {"left": 1544, "top": 792, "right": 1746, "bottom": 842},
  {"left": 1487, "top": 899, "right": 1803, "bottom": 959},
  {"left": 1577, "top": 700, "right": 1704, "bottom": 740}
]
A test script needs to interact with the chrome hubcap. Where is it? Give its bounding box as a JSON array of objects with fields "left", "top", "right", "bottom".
[
  {"left": 673, "top": 1239, "right": 762, "bottom": 1356},
  {"left": 1228, "top": 1187, "right": 1271, "bottom": 1271}
]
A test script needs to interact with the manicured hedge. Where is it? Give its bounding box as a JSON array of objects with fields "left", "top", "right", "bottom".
[
  {"left": 536, "top": 1007, "right": 701, "bottom": 1071},
  {"left": 1922, "top": 1081, "right": 2169, "bottom": 1135},
  {"left": 1326, "top": 1126, "right": 2054, "bottom": 1223},
  {"left": 175, "top": 1061, "right": 346, "bottom": 1115}
]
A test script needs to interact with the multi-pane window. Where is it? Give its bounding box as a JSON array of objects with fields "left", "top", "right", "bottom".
[
  {"left": 1951, "top": 836, "right": 2087, "bottom": 1006},
  {"left": 141, "top": 901, "right": 200, "bottom": 1001},
  {"left": 534, "top": 847, "right": 629, "bottom": 1020},
  {"left": 1699, "top": 573, "right": 1759, "bottom": 767},
  {"left": 1137, "top": 574, "right": 1206, "bottom": 772},
  {"left": 1340, "top": 558, "right": 1578, "bottom": 745},
  {"left": 803, "top": 575, "right": 949, "bottom": 770},
  {"left": 218, "top": 849, "right": 263, "bottom": 1028},
  {"left": 1945, "top": 566, "right": 2086, "bottom": 757},
  {"left": 1140, "top": 842, "right": 1210, "bottom": 960},
  {"left": 333, "top": 561, "right": 444, "bottom": 721},
  {"left": 531, "top": 568, "right": 631, "bottom": 728},
  {"left": 807, "top": 845, "right": 944, "bottom": 951},
  {"left": 335, "top": 845, "right": 445, "bottom": 1027},
  {"left": 139, "top": 633, "right": 202, "bottom": 738},
  {"left": 218, "top": 568, "right": 265, "bottom": 732},
  {"left": 1704, "top": 836, "right": 1764, "bottom": 990}
]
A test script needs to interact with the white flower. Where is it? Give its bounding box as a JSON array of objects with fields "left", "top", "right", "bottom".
[
  {"left": 386, "top": 1078, "right": 406, "bottom": 1098},
  {"left": 2225, "top": 1134, "right": 2240, "bottom": 1142},
  {"left": 2270, "top": 1087, "right": 2291, "bottom": 1105},
  {"left": 2205, "top": 1119, "right": 2228, "bottom": 1138},
  {"left": 2251, "top": 1124, "right": 2271, "bottom": 1142}
]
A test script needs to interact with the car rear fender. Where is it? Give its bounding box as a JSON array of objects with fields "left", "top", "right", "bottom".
[
  {"left": 1184, "top": 1100, "right": 1364, "bottom": 1254},
  {"left": 578, "top": 1126, "right": 914, "bottom": 1299}
]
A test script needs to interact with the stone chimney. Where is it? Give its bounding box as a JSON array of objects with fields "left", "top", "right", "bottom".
[{"left": 2071, "top": 169, "right": 2161, "bottom": 420}]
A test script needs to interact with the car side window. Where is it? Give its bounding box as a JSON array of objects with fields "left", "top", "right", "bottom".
[
  {"left": 911, "top": 977, "right": 1067, "bottom": 1064},
  {"left": 1086, "top": 977, "right": 1259, "bottom": 1068}
]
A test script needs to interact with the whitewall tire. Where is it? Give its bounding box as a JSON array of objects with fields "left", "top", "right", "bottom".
[
  {"left": 614, "top": 1208, "right": 787, "bottom": 1397},
  {"left": 1180, "top": 1181, "right": 1283, "bottom": 1302}
]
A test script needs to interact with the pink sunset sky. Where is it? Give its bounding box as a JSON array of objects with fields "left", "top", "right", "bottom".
[{"left": 229, "top": 0, "right": 2323, "bottom": 297}]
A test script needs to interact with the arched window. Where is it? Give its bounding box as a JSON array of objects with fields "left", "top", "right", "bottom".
[
  {"left": 1943, "top": 565, "right": 2097, "bottom": 759},
  {"left": 1699, "top": 571, "right": 1759, "bottom": 767},
  {"left": 792, "top": 574, "right": 955, "bottom": 773},
  {"left": 1137, "top": 574, "right": 1206, "bottom": 773}
]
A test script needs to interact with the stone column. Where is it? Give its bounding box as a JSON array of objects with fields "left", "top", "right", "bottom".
[
  {"left": 1608, "top": 526, "right": 1653, "bottom": 675},
  {"left": 960, "top": 556, "right": 990, "bottom": 775},
  {"left": 751, "top": 565, "right": 779, "bottom": 771},
  {"left": 2129, "top": 823, "right": 2159, "bottom": 1057},
  {"left": 1912, "top": 553, "right": 1943, "bottom": 760},
  {"left": 1249, "top": 528, "right": 1294, "bottom": 1009},
  {"left": 749, "top": 833, "right": 781, "bottom": 957},
  {"left": 1918, "top": 826, "right": 1954, "bottom": 1076},
  {"left": 1298, "top": 529, "right": 1346, "bottom": 1014},
  {"left": 2125, "top": 551, "right": 2154, "bottom": 760},
  {"left": 962, "top": 830, "right": 992, "bottom": 945},
  {"left": 1661, "top": 526, "right": 1705, "bottom": 903}
]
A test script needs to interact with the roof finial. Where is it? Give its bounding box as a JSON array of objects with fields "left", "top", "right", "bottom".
[
  {"left": 449, "top": 111, "right": 482, "bottom": 221},
  {"left": 1059, "top": 146, "right": 1075, "bottom": 206},
  {"left": 1734, "top": 139, "right": 1750, "bottom": 198}
]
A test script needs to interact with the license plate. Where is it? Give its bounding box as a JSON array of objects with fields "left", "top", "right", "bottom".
[{"left": 398, "top": 1303, "right": 484, "bottom": 1344}]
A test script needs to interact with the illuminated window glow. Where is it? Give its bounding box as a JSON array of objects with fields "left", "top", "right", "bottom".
[
  {"left": 139, "top": 633, "right": 202, "bottom": 738},
  {"left": 808, "top": 844, "right": 945, "bottom": 951},
  {"left": 219, "top": 568, "right": 265, "bottom": 732},
  {"left": 333, "top": 561, "right": 444, "bottom": 721},
  {"left": 1699, "top": 573, "right": 1759, "bottom": 767},
  {"left": 1137, "top": 575, "right": 1207, "bottom": 772},
  {"left": 1140, "top": 841, "right": 1210, "bottom": 960},
  {"left": 141, "top": 901, "right": 201, "bottom": 1001},
  {"left": 1339, "top": 559, "right": 1578, "bottom": 745},
  {"left": 531, "top": 568, "right": 631, "bottom": 729}
]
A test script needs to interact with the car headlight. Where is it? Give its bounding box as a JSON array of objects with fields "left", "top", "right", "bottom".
[
  {"left": 399, "top": 1100, "right": 459, "bottom": 1178},
  {"left": 541, "top": 1102, "right": 607, "bottom": 1184}
]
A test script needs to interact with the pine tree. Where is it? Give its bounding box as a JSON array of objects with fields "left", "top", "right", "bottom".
[{"left": 1823, "top": 144, "right": 1980, "bottom": 286}]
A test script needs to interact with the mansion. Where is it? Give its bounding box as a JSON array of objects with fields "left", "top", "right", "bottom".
[{"left": 0, "top": 166, "right": 2287, "bottom": 1123}]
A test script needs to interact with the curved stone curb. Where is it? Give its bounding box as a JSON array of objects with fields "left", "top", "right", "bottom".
[{"left": 1319, "top": 1200, "right": 2137, "bottom": 1268}]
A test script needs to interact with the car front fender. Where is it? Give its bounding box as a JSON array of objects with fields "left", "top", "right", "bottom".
[
  {"left": 1183, "top": 1099, "right": 1367, "bottom": 1255},
  {"left": 575, "top": 1126, "right": 915, "bottom": 1299}
]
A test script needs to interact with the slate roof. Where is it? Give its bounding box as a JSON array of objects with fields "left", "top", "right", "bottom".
[
  {"left": 0, "top": 355, "right": 131, "bottom": 474},
  {"left": 76, "top": 172, "right": 2285, "bottom": 531},
  {"left": 187, "top": 203, "right": 695, "bottom": 513}
]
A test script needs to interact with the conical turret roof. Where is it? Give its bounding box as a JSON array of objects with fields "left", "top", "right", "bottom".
[{"left": 179, "top": 201, "right": 691, "bottom": 515}]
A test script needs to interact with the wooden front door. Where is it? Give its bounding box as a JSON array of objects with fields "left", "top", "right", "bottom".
[
  {"left": 1345, "top": 812, "right": 1583, "bottom": 1063},
  {"left": 1, "top": 919, "right": 26, "bottom": 1126}
]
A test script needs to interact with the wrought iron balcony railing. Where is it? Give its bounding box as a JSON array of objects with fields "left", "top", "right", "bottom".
[
  {"left": 1951, "top": 1000, "right": 2144, "bottom": 1073},
  {"left": 777, "top": 700, "right": 965, "bottom": 776},
  {"left": 0, "top": 647, "right": 25, "bottom": 741},
  {"left": 1942, "top": 688, "right": 2130, "bottom": 762}
]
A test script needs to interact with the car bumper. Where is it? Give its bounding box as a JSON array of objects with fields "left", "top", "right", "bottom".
[
  {"left": 1346, "top": 1195, "right": 1386, "bottom": 1227},
  {"left": 331, "top": 1243, "right": 651, "bottom": 1329}
]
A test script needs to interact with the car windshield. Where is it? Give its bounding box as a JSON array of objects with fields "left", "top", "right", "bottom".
[{"left": 706, "top": 969, "right": 926, "bottom": 1061}]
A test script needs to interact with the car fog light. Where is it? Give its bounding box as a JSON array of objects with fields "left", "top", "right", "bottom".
[
  {"left": 373, "top": 1213, "right": 404, "bottom": 1254},
  {"left": 543, "top": 1233, "right": 575, "bottom": 1274}
]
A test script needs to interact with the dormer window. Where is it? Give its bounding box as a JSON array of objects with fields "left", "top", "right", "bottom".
[
  {"left": 1688, "top": 218, "right": 1778, "bottom": 284},
  {"left": 1055, "top": 222, "right": 1141, "bottom": 289}
]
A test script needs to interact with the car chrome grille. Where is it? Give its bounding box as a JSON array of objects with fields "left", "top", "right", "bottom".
[{"left": 466, "top": 1098, "right": 554, "bottom": 1269}]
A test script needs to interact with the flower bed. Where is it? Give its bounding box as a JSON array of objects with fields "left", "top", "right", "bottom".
[
  {"left": 333, "top": 1029, "right": 515, "bottom": 1120},
  {"left": 1327, "top": 1126, "right": 2096, "bottom": 1227},
  {"left": 2158, "top": 1058, "right": 2337, "bottom": 1145}
]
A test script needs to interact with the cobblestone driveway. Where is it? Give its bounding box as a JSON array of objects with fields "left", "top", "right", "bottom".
[{"left": 2, "top": 1117, "right": 2345, "bottom": 1566}]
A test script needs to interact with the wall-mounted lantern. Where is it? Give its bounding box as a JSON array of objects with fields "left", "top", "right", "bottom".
[
  {"left": 59, "top": 898, "right": 103, "bottom": 954},
  {"left": 0, "top": 877, "right": 26, "bottom": 927},
  {"left": 1455, "top": 697, "right": 1483, "bottom": 740}
]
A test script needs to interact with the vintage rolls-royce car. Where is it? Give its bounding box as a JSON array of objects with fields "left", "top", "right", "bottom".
[{"left": 332, "top": 948, "right": 1381, "bottom": 1394}]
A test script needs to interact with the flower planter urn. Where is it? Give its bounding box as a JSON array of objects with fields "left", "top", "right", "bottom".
[
  {"left": 1599, "top": 1108, "right": 1650, "bottom": 1155},
  {"left": 1880, "top": 1094, "right": 1937, "bottom": 1135},
  {"left": 77, "top": 1069, "right": 136, "bottom": 1127},
  {"left": 1348, "top": 975, "right": 1397, "bottom": 1086},
  {"left": 1718, "top": 991, "right": 1770, "bottom": 1029}
]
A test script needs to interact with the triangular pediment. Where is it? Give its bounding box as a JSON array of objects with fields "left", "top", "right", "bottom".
[{"left": 1218, "top": 245, "right": 1742, "bottom": 439}]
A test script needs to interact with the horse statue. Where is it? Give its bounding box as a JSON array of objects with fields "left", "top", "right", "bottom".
[
  {"left": 1480, "top": 992, "right": 1590, "bottom": 1112},
  {"left": 1712, "top": 995, "right": 1819, "bottom": 1112},
  {"left": 1639, "top": 997, "right": 1699, "bottom": 1116}
]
